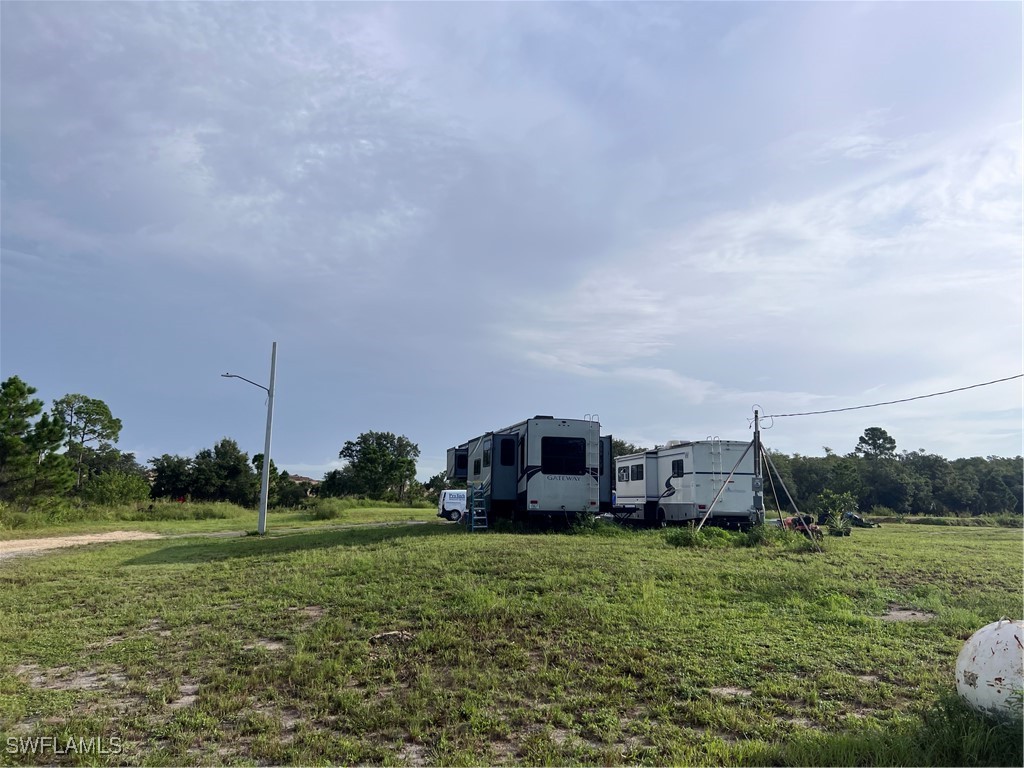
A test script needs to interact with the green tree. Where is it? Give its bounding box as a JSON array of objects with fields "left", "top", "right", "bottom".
[
  {"left": 52, "top": 394, "right": 123, "bottom": 490},
  {"left": 424, "top": 470, "right": 463, "bottom": 499},
  {"left": 978, "top": 470, "right": 1018, "bottom": 514},
  {"left": 761, "top": 450, "right": 798, "bottom": 511},
  {"left": 252, "top": 454, "right": 308, "bottom": 508},
  {"left": 0, "top": 376, "right": 74, "bottom": 505},
  {"left": 191, "top": 438, "right": 257, "bottom": 506},
  {"left": 319, "top": 465, "right": 360, "bottom": 498},
  {"left": 0, "top": 376, "right": 74, "bottom": 507},
  {"left": 77, "top": 445, "right": 147, "bottom": 486},
  {"left": 611, "top": 438, "right": 648, "bottom": 458},
  {"left": 339, "top": 431, "right": 420, "bottom": 501},
  {"left": 149, "top": 454, "right": 191, "bottom": 499},
  {"left": 854, "top": 427, "right": 897, "bottom": 460}
]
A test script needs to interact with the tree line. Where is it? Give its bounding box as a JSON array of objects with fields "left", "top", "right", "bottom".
[
  {"left": 1, "top": 375, "right": 1019, "bottom": 517},
  {"left": 0, "top": 376, "right": 425, "bottom": 511}
]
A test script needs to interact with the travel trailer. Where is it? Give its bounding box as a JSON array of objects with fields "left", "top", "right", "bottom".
[
  {"left": 613, "top": 439, "right": 762, "bottom": 528},
  {"left": 446, "top": 416, "right": 613, "bottom": 525}
]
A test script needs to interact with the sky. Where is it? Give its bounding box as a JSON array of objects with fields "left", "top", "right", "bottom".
[{"left": 1, "top": 1, "right": 1021, "bottom": 482}]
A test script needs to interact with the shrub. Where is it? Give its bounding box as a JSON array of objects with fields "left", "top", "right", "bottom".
[
  {"left": 742, "top": 523, "right": 821, "bottom": 553},
  {"left": 825, "top": 512, "right": 852, "bottom": 537},
  {"left": 665, "top": 524, "right": 736, "bottom": 548},
  {"left": 81, "top": 471, "right": 151, "bottom": 506},
  {"left": 302, "top": 497, "right": 348, "bottom": 520}
]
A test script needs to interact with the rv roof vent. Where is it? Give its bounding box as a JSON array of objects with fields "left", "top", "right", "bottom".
[
  {"left": 534, "top": 415, "right": 553, "bottom": 419},
  {"left": 665, "top": 440, "right": 683, "bottom": 448}
]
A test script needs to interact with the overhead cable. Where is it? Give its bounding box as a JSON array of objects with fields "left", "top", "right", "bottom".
[{"left": 763, "top": 374, "right": 1023, "bottom": 419}]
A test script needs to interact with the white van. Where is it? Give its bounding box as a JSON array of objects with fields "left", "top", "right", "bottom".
[{"left": 437, "top": 489, "right": 467, "bottom": 522}]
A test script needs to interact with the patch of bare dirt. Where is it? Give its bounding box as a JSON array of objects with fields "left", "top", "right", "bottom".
[
  {"left": 549, "top": 727, "right": 572, "bottom": 745},
  {"left": 397, "top": 741, "right": 430, "bottom": 766},
  {"left": 708, "top": 686, "right": 753, "bottom": 697},
  {"left": 243, "top": 638, "right": 286, "bottom": 651},
  {"left": 690, "top": 726, "right": 740, "bottom": 743},
  {"left": 780, "top": 716, "right": 814, "bottom": 728},
  {"left": 14, "top": 663, "right": 127, "bottom": 692},
  {"left": 168, "top": 682, "right": 200, "bottom": 711},
  {"left": 0, "top": 531, "right": 162, "bottom": 560},
  {"left": 370, "top": 630, "right": 414, "bottom": 644},
  {"left": 489, "top": 738, "right": 519, "bottom": 762},
  {"left": 857, "top": 674, "right": 880, "bottom": 683},
  {"left": 137, "top": 618, "right": 174, "bottom": 638},
  {"left": 879, "top": 606, "right": 936, "bottom": 622},
  {"left": 287, "top": 605, "right": 324, "bottom": 624}
]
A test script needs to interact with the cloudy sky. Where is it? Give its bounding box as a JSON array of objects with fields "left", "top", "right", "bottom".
[{"left": 2, "top": 1, "right": 1021, "bottom": 481}]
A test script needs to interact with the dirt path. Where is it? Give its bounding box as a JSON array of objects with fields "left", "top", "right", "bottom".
[
  {"left": 0, "top": 531, "right": 164, "bottom": 561},
  {"left": 0, "top": 520, "right": 437, "bottom": 562}
]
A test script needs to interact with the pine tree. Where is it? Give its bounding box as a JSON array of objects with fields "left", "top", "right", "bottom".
[{"left": 0, "top": 377, "right": 74, "bottom": 505}]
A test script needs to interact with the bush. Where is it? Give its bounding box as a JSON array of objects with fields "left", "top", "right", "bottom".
[
  {"left": 825, "top": 512, "right": 852, "bottom": 537},
  {"left": 665, "top": 524, "right": 736, "bottom": 548},
  {"left": 742, "top": 523, "right": 821, "bottom": 553},
  {"left": 81, "top": 471, "right": 151, "bottom": 506},
  {"left": 0, "top": 503, "right": 39, "bottom": 530},
  {"left": 302, "top": 497, "right": 348, "bottom": 520}
]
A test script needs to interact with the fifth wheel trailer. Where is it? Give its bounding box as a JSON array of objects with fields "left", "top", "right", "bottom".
[
  {"left": 613, "top": 439, "right": 761, "bottom": 528},
  {"left": 446, "top": 416, "right": 613, "bottom": 524}
]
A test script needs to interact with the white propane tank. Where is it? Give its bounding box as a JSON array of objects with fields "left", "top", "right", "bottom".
[{"left": 954, "top": 619, "right": 1024, "bottom": 720}]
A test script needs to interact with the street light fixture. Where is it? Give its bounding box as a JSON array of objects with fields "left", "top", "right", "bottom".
[{"left": 222, "top": 341, "right": 277, "bottom": 535}]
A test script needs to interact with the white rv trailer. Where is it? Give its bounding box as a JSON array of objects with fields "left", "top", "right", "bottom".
[
  {"left": 446, "top": 416, "right": 613, "bottom": 524},
  {"left": 613, "top": 439, "right": 761, "bottom": 528}
]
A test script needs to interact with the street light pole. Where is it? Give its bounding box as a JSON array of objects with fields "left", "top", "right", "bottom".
[{"left": 222, "top": 341, "right": 277, "bottom": 535}]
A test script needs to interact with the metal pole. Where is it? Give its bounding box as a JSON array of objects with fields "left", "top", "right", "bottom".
[
  {"left": 257, "top": 342, "right": 277, "bottom": 535},
  {"left": 752, "top": 409, "right": 763, "bottom": 524}
]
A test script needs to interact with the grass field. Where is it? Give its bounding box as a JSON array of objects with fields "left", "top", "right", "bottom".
[
  {"left": 0, "top": 500, "right": 439, "bottom": 540},
  {"left": 1, "top": 523, "right": 1021, "bottom": 766}
]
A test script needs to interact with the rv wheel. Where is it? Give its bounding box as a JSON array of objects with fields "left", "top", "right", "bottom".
[{"left": 657, "top": 509, "right": 667, "bottom": 529}]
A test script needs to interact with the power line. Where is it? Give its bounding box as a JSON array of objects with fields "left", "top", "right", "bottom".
[{"left": 763, "top": 374, "right": 1023, "bottom": 419}]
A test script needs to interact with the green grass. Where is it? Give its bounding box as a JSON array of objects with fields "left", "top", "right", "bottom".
[
  {"left": 0, "top": 525, "right": 1021, "bottom": 766},
  {"left": 0, "top": 500, "right": 439, "bottom": 540}
]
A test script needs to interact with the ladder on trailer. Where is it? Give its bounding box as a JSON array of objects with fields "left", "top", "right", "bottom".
[
  {"left": 585, "top": 414, "right": 600, "bottom": 515},
  {"left": 468, "top": 484, "right": 488, "bottom": 532},
  {"left": 708, "top": 436, "right": 723, "bottom": 498}
]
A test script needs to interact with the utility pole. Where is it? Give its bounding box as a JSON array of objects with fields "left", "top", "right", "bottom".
[
  {"left": 222, "top": 341, "right": 277, "bottom": 535},
  {"left": 752, "top": 409, "right": 764, "bottom": 524}
]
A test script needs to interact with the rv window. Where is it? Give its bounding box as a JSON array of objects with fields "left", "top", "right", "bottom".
[
  {"left": 541, "top": 437, "right": 586, "bottom": 475},
  {"left": 671, "top": 459, "right": 685, "bottom": 477},
  {"left": 520, "top": 437, "right": 525, "bottom": 468},
  {"left": 473, "top": 458, "right": 481, "bottom": 476},
  {"left": 456, "top": 453, "right": 468, "bottom": 471},
  {"left": 599, "top": 440, "right": 605, "bottom": 476},
  {"left": 500, "top": 438, "right": 515, "bottom": 466},
  {"left": 483, "top": 449, "right": 491, "bottom": 468},
  {"left": 630, "top": 464, "right": 644, "bottom": 481},
  {"left": 617, "top": 466, "right": 629, "bottom": 483}
]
